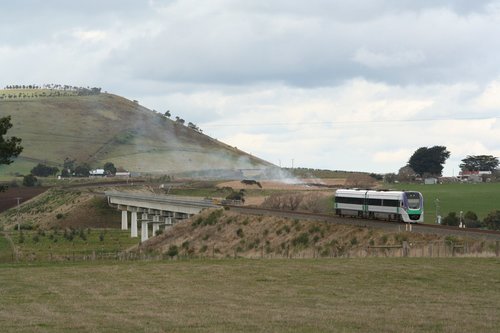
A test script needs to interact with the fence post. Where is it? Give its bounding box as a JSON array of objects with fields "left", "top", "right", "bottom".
[
  {"left": 496, "top": 241, "right": 499, "bottom": 257},
  {"left": 402, "top": 241, "right": 409, "bottom": 257}
]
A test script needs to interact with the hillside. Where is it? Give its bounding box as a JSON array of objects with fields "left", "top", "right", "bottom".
[{"left": 0, "top": 89, "right": 273, "bottom": 176}]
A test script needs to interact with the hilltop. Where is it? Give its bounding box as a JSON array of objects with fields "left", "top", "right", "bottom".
[{"left": 0, "top": 88, "right": 273, "bottom": 176}]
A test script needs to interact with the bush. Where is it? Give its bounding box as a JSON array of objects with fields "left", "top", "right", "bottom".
[
  {"left": 236, "top": 228, "right": 244, "bottom": 238},
  {"left": 292, "top": 233, "right": 309, "bottom": 247},
  {"left": 22, "top": 174, "right": 38, "bottom": 187},
  {"left": 442, "top": 212, "right": 459, "bottom": 226},
  {"left": 167, "top": 245, "right": 179, "bottom": 257},
  {"left": 483, "top": 210, "right": 500, "bottom": 230},
  {"left": 31, "top": 163, "right": 59, "bottom": 177}
]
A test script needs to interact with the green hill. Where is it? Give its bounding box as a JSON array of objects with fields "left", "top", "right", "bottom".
[{"left": 0, "top": 89, "right": 273, "bottom": 177}]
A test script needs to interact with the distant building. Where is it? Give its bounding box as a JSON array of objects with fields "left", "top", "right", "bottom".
[
  {"left": 90, "top": 169, "right": 106, "bottom": 177},
  {"left": 424, "top": 177, "right": 438, "bottom": 185},
  {"left": 457, "top": 170, "right": 491, "bottom": 182},
  {"left": 115, "top": 172, "right": 131, "bottom": 178}
]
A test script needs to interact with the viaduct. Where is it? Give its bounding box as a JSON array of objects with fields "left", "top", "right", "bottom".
[{"left": 105, "top": 191, "right": 218, "bottom": 242}]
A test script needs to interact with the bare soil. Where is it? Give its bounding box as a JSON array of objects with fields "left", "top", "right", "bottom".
[{"left": 0, "top": 187, "right": 48, "bottom": 213}]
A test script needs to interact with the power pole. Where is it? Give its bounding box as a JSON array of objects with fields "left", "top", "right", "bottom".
[{"left": 15, "top": 197, "right": 22, "bottom": 231}]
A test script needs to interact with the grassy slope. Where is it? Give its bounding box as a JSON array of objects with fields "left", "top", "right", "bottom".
[
  {"left": 0, "top": 91, "right": 272, "bottom": 177},
  {"left": 0, "top": 258, "right": 499, "bottom": 332},
  {"left": 390, "top": 183, "right": 500, "bottom": 222}
]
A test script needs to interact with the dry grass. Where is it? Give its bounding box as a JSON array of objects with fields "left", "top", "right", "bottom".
[{"left": 0, "top": 258, "right": 499, "bottom": 332}]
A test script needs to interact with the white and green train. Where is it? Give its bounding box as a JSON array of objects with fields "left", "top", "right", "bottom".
[{"left": 334, "top": 189, "right": 424, "bottom": 223}]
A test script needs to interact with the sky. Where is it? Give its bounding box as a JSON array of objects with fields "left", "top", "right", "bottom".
[{"left": 1, "top": 0, "right": 500, "bottom": 176}]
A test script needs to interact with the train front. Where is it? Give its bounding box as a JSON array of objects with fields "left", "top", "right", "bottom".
[{"left": 402, "top": 191, "right": 424, "bottom": 223}]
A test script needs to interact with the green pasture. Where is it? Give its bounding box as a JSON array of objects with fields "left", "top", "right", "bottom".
[
  {"left": 0, "top": 258, "right": 499, "bottom": 332},
  {"left": 1, "top": 229, "right": 138, "bottom": 262},
  {"left": 391, "top": 182, "right": 500, "bottom": 223}
]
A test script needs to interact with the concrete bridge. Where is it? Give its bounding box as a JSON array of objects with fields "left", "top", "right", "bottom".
[{"left": 105, "top": 191, "right": 218, "bottom": 242}]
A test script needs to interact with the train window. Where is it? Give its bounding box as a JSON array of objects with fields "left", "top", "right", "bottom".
[
  {"left": 335, "top": 196, "right": 364, "bottom": 205},
  {"left": 382, "top": 199, "right": 399, "bottom": 207},
  {"left": 367, "top": 198, "right": 382, "bottom": 206}
]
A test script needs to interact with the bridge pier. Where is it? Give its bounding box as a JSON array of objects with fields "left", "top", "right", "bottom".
[
  {"left": 152, "top": 222, "right": 160, "bottom": 235},
  {"left": 121, "top": 211, "right": 128, "bottom": 230},
  {"left": 141, "top": 221, "right": 149, "bottom": 242},
  {"left": 131, "top": 211, "right": 138, "bottom": 238}
]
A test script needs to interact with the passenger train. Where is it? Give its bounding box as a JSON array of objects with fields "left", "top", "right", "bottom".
[{"left": 334, "top": 189, "right": 424, "bottom": 223}]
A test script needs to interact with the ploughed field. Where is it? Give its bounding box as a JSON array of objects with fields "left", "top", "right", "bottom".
[
  {"left": 1, "top": 258, "right": 499, "bottom": 333},
  {"left": 0, "top": 187, "right": 48, "bottom": 212}
]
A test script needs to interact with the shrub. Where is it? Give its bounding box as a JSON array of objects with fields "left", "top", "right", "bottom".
[
  {"left": 350, "top": 237, "right": 358, "bottom": 245},
  {"left": 483, "top": 210, "right": 500, "bottom": 230},
  {"left": 22, "top": 174, "right": 38, "bottom": 187},
  {"left": 381, "top": 235, "right": 388, "bottom": 244},
  {"left": 309, "top": 225, "right": 321, "bottom": 234},
  {"left": 56, "top": 213, "right": 64, "bottom": 220},
  {"left": 236, "top": 228, "right": 244, "bottom": 238},
  {"left": 167, "top": 245, "right": 179, "bottom": 257},
  {"left": 292, "top": 233, "right": 309, "bottom": 247},
  {"left": 442, "top": 212, "right": 459, "bottom": 226}
]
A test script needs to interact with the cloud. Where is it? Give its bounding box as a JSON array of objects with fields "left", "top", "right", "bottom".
[
  {"left": 353, "top": 48, "right": 426, "bottom": 68},
  {"left": 1, "top": 1, "right": 500, "bottom": 176},
  {"left": 475, "top": 80, "right": 500, "bottom": 109}
]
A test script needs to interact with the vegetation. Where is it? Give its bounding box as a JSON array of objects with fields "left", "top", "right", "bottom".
[
  {"left": 408, "top": 145, "right": 450, "bottom": 176},
  {"left": 0, "top": 116, "right": 23, "bottom": 189},
  {"left": 0, "top": 92, "right": 270, "bottom": 177},
  {"left": 1, "top": 258, "right": 499, "bottom": 332},
  {"left": 460, "top": 155, "right": 499, "bottom": 172},
  {"left": 22, "top": 174, "right": 38, "bottom": 187},
  {"left": 1, "top": 229, "right": 138, "bottom": 261},
  {"left": 30, "top": 163, "right": 59, "bottom": 177},
  {"left": 390, "top": 182, "right": 500, "bottom": 223}
]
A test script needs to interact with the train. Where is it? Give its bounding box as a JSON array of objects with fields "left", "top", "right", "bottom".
[{"left": 334, "top": 189, "right": 424, "bottom": 223}]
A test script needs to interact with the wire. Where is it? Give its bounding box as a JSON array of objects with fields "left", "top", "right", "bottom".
[{"left": 202, "top": 115, "right": 500, "bottom": 128}]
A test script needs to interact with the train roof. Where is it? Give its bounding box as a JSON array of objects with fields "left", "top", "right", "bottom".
[{"left": 335, "top": 189, "right": 421, "bottom": 198}]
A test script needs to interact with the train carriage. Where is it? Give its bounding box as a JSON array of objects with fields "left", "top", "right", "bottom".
[{"left": 334, "top": 189, "right": 424, "bottom": 223}]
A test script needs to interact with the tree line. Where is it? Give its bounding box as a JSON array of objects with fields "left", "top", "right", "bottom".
[
  {"left": 1, "top": 84, "right": 102, "bottom": 100},
  {"left": 384, "top": 146, "right": 499, "bottom": 183}
]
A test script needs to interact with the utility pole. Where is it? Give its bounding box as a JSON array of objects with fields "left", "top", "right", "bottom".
[
  {"left": 435, "top": 198, "right": 440, "bottom": 224},
  {"left": 15, "top": 197, "right": 22, "bottom": 231}
]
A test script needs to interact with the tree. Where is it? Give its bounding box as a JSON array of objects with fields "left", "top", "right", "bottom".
[
  {"left": 164, "top": 110, "right": 171, "bottom": 118},
  {"left": 408, "top": 146, "right": 450, "bottom": 176},
  {"left": 483, "top": 210, "right": 500, "bottom": 231},
  {"left": 464, "top": 211, "right": 482, "bottom": 228},
  {"left": 441, "top": 212, "right": 459, "bottom": 226},
  {"left": 31, "top": 163, "right": 59, "bottom": 177},
  {"left": 397, "top": 166, "right": 416, "bottom": 182},
  {"left": 460, "top": 155, "right": 499, "bottom": 172},
  {"left": 384, "top": 173, "right": 397, "bottom": 183},
  {"left": 74, "top": 163, "right": 91, "bottom": 177},
  {"left": 103, "top": 162, "right": 117, "bottom": 176},
  {"left": 0, "top": 116, "right": 23, "bottom": 191},
  {"left": 0, "top": 116, "right": 23, "bottom": 166},
  {"left": 23, "top": 174, "right": 38, "bottom": 187},
  {"left": 61, "top": 157, "right": 76, "bottom": 177}
]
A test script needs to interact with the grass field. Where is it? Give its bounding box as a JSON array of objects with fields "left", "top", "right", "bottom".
[
  {"left": 390, "top": 183, "right": 500, "bottom": 223},
  {"left": 0, "top": 229, "right": 138, "bottom": 262},
  {"left": 0, "top": 258, "right": 499, "bottom": 332}
]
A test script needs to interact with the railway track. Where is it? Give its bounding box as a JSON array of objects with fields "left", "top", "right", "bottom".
[{"left": 226, "top": 205, "right": 500, "bottom": 241}]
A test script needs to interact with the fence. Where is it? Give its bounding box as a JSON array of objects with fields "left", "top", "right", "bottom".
[{"left": 2, "top": 240, "right": 499, "bottom": 263}]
